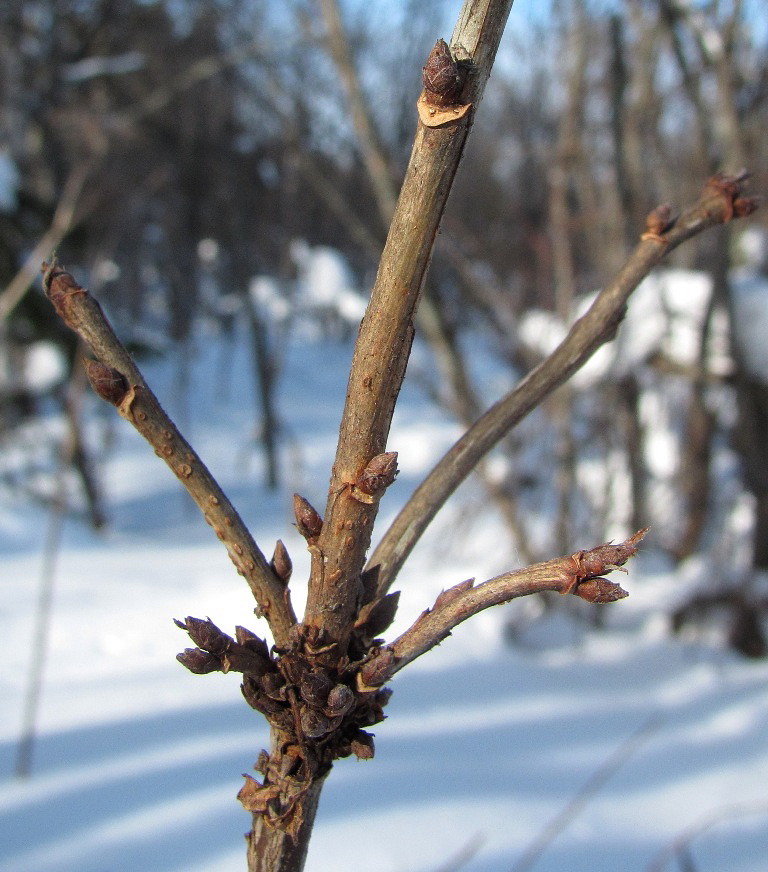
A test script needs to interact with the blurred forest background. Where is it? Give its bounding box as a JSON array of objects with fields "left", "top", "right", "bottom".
[{"left": 2, "top": 0, "right": 768, "bottom": 653}]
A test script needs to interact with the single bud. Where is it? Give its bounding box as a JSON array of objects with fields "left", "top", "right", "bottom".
[
  {"left": 299, "top": 669, "right": 334, "bottom": 708},
  {"left": 235, "top": 625, "right": 271, "bottom": 661},
  {"left": 574, "top": 577, "right": 629, "bottom": 603},
  {"left": 733, "top": 197, "right": 760, "bottom": 219},
  {"left": 355, "top": 451, "right": 399, "bottom": 497},
  {"left": 83, "top": 359, "right": 129, "bottom": 406},
  {"left": 300, "top": 705, "right": 338, "bottom": 739},
  {"left": 293, "top": 493, "right": 323, "bottom": 541},
  {"left": 177, "top": 647, "right": 220, "bottom": 674},
  {"left": 642, "top": 203, "right": 673, "bottom": 239},
  {"left": 324, "top": 683, "right": 355, "bottom": 718},
  {"left": 422, "top": 39, "right": 460, "bottom": 105},
  {"left": 359, "top": 647, "right": 395, "bottom": 688},
  {"left": 177, "top": 616, "right": 233, "bottom": 655},
  {"left": 270, "top": 539, "right": 292, "bottom": 583}
]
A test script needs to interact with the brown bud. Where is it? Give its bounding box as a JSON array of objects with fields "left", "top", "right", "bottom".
[
  {"left": 355, "top": 591, "right": 400, "bottom": 641},
  {"left": 293, "top": 493, "right": 323, "bottom": 541},
  {"left": 574, "top": 577, "right": 629, "bottom": 603},
  {"left": 300, "top": 705, "right": 340, "bottom": 739},
  {"left": 270, "top": 539, "right": 292, "bottom": 583},
  {"left": 299, "top": 669, "right": 334, "bottom": 708},
  {"left": 422, "top": 39, "right": 460, "bottom": 105},
  {"left": 359, "top": 647, "right": 396, "bottom": 688},
  {"left": 177, "top": 647, "right": 220, "bottom": 674},
  {"left": 355, "top": 451, "right": 399, "bottom": 497},
  {"left": 177, "top": 616, "right": 233, "bottom": 655},
  {"left": 324, "top": 683, "right": 355, "bottom": 718},
  {"left": 83, "top": 359, "right": 129, "bottom": 406}
]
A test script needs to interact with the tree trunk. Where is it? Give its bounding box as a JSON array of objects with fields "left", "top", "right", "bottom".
[{"left": 246, "top": 775, "right": 326, "bottom": 872}]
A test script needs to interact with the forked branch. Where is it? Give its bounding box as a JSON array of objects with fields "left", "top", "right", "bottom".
[{"left": 303, "top": 0, "right": 516, "bottom": 648}]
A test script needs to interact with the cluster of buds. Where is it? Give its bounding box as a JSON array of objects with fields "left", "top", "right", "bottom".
[{"left": 175, "top": 616, "right": 275, "bottom": 677}]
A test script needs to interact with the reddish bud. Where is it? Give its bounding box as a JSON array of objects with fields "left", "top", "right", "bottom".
[
  {"left": 293, "top": 493, "right": 323, "bottom": 541},
  {"left": 642, "top": 203, "right": 674, "bottom": 239},
  {"left": 733, "top": 197, "right": 760, "bottom": 219},
  {"left": 355, "top": 451, "right": 399, "bottom": 497},
  {"left": 574, "top": 577, "right": 629, "bottom": 603},
  {"left": 83, "top": 359, "right": 129, "bottom": 405},
  {"left": 422, "top": 39, "right": 460, "bottom": 105}
]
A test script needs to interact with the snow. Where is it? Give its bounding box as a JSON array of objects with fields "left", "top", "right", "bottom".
[
  {"left": 0, "top": 149, "right": 20, "bottom": 213},
  {"left": 3, "top": 271, "right": 768, "bottom": 872}
]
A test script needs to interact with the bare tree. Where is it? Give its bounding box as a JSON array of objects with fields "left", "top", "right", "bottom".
[{"left": 39, "top": 2, "right": 758, "bottom": 870}]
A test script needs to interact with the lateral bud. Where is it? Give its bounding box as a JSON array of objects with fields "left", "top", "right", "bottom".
[
  {"left": 640, "top": 203, "right": 674, "bottom": 241},
  {"left": 83, "top": 359, "right": 129, "bottom": 406},
  {"left": 293, "top": 493, "right": 323, "bottom": 542},
  {"left": 177, "top": 647, "right": 220, "bottom": 674},
  {"left": 175, "top": 616, "right": 233, "bottom": 655},
  {"left": 353, "top": 452, "right": 399, "bottom": 502},
  {"left": 574, "top": 577, "right": 629, "bottom": 604},
  {"left": 422, "top": 39, "right": 461, "bottom": 106},
  {"left": 270, "top": 539, "right": 293, "bottom": 583}
]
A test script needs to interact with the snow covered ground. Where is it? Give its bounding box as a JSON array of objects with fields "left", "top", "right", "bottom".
[{"left": 2, "top": 293, "right": 768, "bottom": 871}]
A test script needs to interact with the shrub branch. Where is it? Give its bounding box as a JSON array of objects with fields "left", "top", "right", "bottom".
[{"left": 41, "top": 260, "right": 297, "bottom": 647}]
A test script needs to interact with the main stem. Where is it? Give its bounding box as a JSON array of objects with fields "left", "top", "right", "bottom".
[{"left": 303, "top": 0, "right": 516, "bottom": 648}]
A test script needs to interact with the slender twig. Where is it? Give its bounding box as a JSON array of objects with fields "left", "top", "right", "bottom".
[
  {"left": 0, "top": 162, "right": 93, "bottom": 323},
  {"left": 316, "top": 0, "right": 398, "bottom": 228},
  {"left": 646, "top": 798, "right": 768, "bottom": 872},
  {"left": 365, "top": 173, "right": 759, "bottom": 604},
  {"left": 360, "top": 530, "right": 646, "bottom": 685},
  {"left": 303, "top": 0, "right": 516, "bottom": 647},
  {"left": 40, "top": 260, "right": 296, "bottom": 647},
  {"left": 511, "top": 714, "right": 662, "bottom": 872}
]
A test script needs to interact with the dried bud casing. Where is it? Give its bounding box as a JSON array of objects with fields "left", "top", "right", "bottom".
[
  {"left": 84, "top": 359, "right": 129, "bottom": 406},
  {"left": 355, "top": 451, "right": 399, "bottom": 497},
  {"left": 270, "top": 539, "right": 292, "bottom": 583},
  {"left": 293, "top": 493, "right": 323, "bottom": 541},
  {"left": 422, "top": 39, "right": 460, "bottom": 105},
  {"left": 350, "top": 730, "right": 375, "bottom": 760}
]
